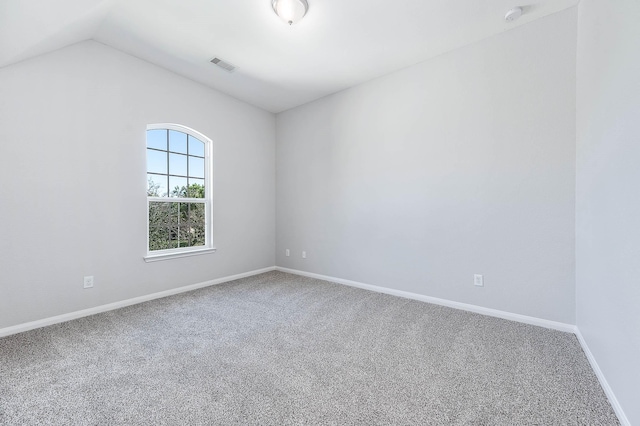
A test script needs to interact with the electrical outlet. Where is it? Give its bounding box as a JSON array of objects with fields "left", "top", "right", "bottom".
[
  {"left": 285, "top": 249, "right": 290, "bottom": 257},
  {"left": 302, "top": 251, "right": 307, "bottom": 259},
  {"left": 474, "top": 274, "right": 484, "bottom": 287},
  {"left": 83, "top": 276, "right": 94, "bottom": 289}
]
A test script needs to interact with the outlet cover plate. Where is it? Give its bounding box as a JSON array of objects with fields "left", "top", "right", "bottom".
[
  {"left": 474, "top": 274, "right": 484, "bottom": 287},
  {"left": 84, "top": 276, "right": 94, "bottom": 289}
]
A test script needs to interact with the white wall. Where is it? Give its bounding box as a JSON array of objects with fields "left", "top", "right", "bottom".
[
  {"left": 576, "top": 0, "right": 640, "bottom": 424},
  {"left": 276, "top": 9, "right": 577, "bottom": 323},
  {"left": 0, "top": 41, "right": 276, "bottom": 329}
]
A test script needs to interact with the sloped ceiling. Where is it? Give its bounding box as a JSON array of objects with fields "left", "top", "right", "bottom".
[{"left": 0, "top": 0, "right": 578, "bottom": 112}]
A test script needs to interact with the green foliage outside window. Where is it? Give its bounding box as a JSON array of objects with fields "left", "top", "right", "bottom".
[{"left": 148, "top": 180, "right": 206, "bottom": 250}]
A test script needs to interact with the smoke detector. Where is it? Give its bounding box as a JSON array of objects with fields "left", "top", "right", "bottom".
[{"left": 504, "top": 7, "right": 523, "bottom": 23}]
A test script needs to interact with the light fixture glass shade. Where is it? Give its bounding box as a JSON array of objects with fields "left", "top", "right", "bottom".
[{"left": 272, "top": 0, "right": 308, "bottom": 25}]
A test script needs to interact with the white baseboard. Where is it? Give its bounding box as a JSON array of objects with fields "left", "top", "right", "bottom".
[
  {"left": 575, "top": 329, "right": 631, "bottom": 426},
  {"left": 276, "top": 267, "right": 576, "bottom": 333},
  {"left": 0, "top": 266, "right": 276, "bottom": 338}
]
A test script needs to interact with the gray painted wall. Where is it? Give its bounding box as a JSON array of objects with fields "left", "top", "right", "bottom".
[
  {"left": 576, "top": 0, "right": 640, "bottom": 424},
  {"left": 0, "top": 41, "right": 276, "bottom": 329},
  {"left": 276, "top": 9, "right": 577, "bottom": 324}
]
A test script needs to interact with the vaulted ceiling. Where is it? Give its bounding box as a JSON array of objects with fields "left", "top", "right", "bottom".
[{"left": 0, "top": 0, "right": 578, "bottom": 112}]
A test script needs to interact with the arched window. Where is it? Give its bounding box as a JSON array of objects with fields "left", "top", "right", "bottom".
[{"left": 145, "top": 124, "right": 214, "bottom": 260}]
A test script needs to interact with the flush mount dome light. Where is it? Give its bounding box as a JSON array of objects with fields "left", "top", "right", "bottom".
[{"left": 272, "top": 0, "right": 309, "bottom": 25}]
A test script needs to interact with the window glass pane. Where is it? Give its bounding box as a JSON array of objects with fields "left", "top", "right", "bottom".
[
  {"left": 149, "top": 202, "right": 173, "bottom": 226},
  {"left": 149, "top": 202, "right": 175, "bottom": 250},
  {"left": 165, "top": 202, "right": 180, "bottom": 226},
  {"left": 169, "top": 202, "right": 188, "bottom": 248},
  {"left": 180, "top": 202, "right": 190, "bottom": 226},
  {"left": 178, "top": 222, "right": 190, "bottom": 247},
  {"left": 149, "top": 227, "right": 171, "bottom": 251},
  {"left": 147, "top": 129, "right": 167, "bottom": 150},
  {"left": 147, "top": 174, "right": 168, "bottom": 197},
  {"left": 188, "top": 136, "right": 205, "bottom": 157},
  {"left": 169, "top": 225, "right": 181, "bottom": 249},
  {"left": 188, "top": 178, "right": 205, "bottom": 198},
  {"left": 169, "top": 153, "right": 187, "bottom": 176},
  {"left": 169, "top": 130, "right": 188, "bottom": 154},
  {"left": 147, "top": 149, "right": 167, "bottom": 174},
  {"left": 189, "top": 203, "right": 206, "bottom": 247},
  {"left": 149, "top": 202, "right": 162, "bottom": 227},
  {"left": 169, "top": 176, "right": 188, "bottom": 197},
  {"left": 189, "top": 156, "right": 205, "bottom": 179}
]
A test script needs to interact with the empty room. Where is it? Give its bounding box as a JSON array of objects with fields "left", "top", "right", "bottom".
[{"left": 0, "top": 0, "right": 638, "bottom": 424}]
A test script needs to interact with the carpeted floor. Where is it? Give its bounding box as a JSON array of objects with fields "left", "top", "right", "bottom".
[{"left": 0, "top": 271, "right": 619, "bottom": 425}]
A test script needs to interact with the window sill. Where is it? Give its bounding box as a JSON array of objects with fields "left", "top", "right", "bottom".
[{"left": 144, "top": 247, "right": 217, "bottom": 263}]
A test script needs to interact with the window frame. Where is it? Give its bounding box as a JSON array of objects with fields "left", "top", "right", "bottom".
[{"left": 144, "top": 123, "right": 216, "bottom": 262}]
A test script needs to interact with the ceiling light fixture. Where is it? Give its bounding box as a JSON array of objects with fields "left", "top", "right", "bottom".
[{"left": 272, "top": 0, "right": 309, "bottom": 25}]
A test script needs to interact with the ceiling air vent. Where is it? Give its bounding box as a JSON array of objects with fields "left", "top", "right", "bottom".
[{"left": 210, "top": 57, "right": 236, "bottom": 73}]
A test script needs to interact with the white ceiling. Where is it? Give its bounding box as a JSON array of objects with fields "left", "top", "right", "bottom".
[{"left": 1, "top": 0, "right": 578, "bottom": 113}]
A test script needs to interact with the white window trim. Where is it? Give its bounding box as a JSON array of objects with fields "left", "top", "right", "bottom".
[
  {"left": 144, "top": 123, "right": 215, "bottom": 262},
  {"left": 144, "top": 247, "right": 217, "bottom": 263}
]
